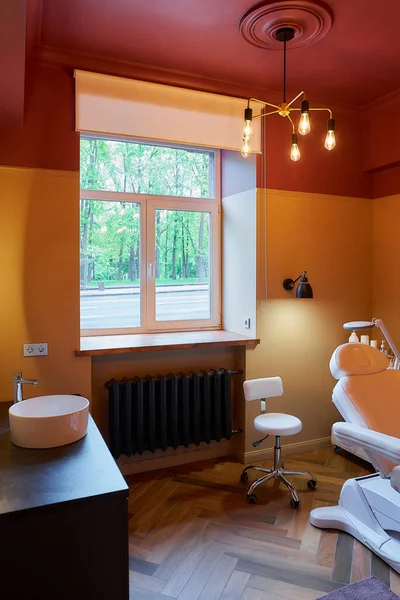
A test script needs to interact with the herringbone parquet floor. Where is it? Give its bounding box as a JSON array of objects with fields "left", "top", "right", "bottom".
[{"left": 126, "top": 448, "right": 400, "bottom": 599}]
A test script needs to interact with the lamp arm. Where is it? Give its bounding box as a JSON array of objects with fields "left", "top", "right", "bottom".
[
  {"left": 309, "top": 107, "right": 333, "bottom": 119},
  {"left": 291, "top": 271, "right": 306, "bottom": 285},
  {"left": 373, "top": 319, "right": 400, "bottom": 365},
  {"left": 282, "top": 270, "right": 310, "bottom": 294}
]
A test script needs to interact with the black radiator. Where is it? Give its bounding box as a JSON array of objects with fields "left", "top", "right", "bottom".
[{"left": 105, "top": 368, "right": 242, "bottom": 458}]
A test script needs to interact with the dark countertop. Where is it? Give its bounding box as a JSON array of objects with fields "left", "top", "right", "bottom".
[{"left": 0, "top": 402, "right": 128, "bottom": 516}]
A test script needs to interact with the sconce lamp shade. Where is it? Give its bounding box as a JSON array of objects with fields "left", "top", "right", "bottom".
[
  {"left": 283, "top": 271, "right": 313, "bottom": 298},
  {"left": 296, "top": 273, "right": 313, "bottom": 298}
]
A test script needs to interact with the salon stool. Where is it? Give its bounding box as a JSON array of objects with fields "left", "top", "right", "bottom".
[{"left": 241, "top": 376, "right": 317, "bottom": 508}]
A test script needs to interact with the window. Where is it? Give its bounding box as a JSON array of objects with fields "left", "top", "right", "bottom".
[{"left": 80, "top": 137, "right": 221, "bottom": 335}]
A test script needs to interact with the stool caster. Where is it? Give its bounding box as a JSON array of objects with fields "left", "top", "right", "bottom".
[
  {"left": 247, "top": 493, "right": 257, "bottom": 504},
  {"left": 290, "top": 498, "right": 300, "bottom": 509},
  {"left": 307, "top": 479, "right": 317, "bottom": 489},
  {"left": 240, "top": 471, "right": 249, "bottom": 483}
]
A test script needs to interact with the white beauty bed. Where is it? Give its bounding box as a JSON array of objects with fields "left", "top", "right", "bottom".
[
  {"left": 310, "top": 342, "right": 400, "bottom": 573},
  {"left": 331, "top": 318, "right": 400, "bottom": 462}
]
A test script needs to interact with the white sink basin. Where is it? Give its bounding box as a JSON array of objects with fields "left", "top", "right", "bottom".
[{"left": 9, "top": 395, "right": 89, "bottom": 449}]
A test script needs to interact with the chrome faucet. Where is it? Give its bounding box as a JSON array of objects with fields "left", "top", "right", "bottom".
[{"left": 13, "top": 372, "right": 41, "bottom": 403}]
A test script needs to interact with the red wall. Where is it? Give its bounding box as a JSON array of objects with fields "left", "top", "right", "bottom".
[
  {"left": 0, "top": 62, "right": 79, "bottom": 172},
  {"left": 363, "top": 96, "right": 400, "bottom": 173},
  {"left": 0, "top": 61, "right": 377, "bottom": 200},
  {"left": 372, "top": 165, "right": 400, "bottom": 198},
  {"left": 362, "top": 96, "right": 400, "bottom": 198},
  {"left": 257, "top": 109, "right": 372, "bottom": 198}
]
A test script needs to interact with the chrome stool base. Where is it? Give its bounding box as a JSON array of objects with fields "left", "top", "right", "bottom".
[{"left": 241, "top": 435, "right": 317, "bottom": 507}]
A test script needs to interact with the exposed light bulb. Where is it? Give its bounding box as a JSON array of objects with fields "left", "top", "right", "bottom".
[
  {"left": 324, "top": 129, "right": 336, "bottom": 151},
  {"left": 298, "top": 99, "right": 311, "bottom": 135},
  {"left": 242, "top": 120, "right": 254, "bottom": 141},
  {"left": 241, "top": 140, "right": 251, "bottom": 158},
  {"left": 242, "top": 106, "right": 254, "bottom": 143},
  {"left": 298, "top": 112, "right": 311, "bottom": 136},
  {"left": 290, "top": 143, "right": 301, "bottom": 161},
  {"left": 325, "top": 118, "right": 336, "bottom": 150},
  {"left": 290, "top": 133, "right": 301, "bottom": 161}
]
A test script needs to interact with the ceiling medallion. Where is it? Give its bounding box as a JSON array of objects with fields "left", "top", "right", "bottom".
[{"left": 239, "top": 0, "right": 333, "bottom": 50}]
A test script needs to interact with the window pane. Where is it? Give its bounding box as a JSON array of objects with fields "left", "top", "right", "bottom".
[
  {"left": 80, "top": 199, "right": 141, "bottom": 330},
  {"left": 154, "top": 209, "right": 211, "bottom": 322},
  {"left": 80, "top": 138, "right": 215, "bottom": 198}
]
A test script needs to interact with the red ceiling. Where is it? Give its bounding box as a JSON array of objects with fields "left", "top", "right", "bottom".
[
  {"left": 3, "top": 0, "right": 400, "bottom": 127},
  {"left": 33, "top": 0, "right": 400, "bottom": 108}
]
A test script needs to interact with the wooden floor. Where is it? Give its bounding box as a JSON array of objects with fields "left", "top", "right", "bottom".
[{"left": 127, "top": 448, "right": 400, "bottom": 599}]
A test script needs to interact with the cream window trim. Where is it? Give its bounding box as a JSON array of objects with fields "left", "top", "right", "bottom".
[{"left": 75, "top": 70, "right": 262, "bottom": 153}]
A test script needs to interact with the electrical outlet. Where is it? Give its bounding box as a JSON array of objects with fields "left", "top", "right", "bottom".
[
  {"left": 244, "top": 318, "right": 251, "bottom": 329},
  {"left": 36, "top": 343, "right": 48, "bottom": 356},
  {"left": 23, "top": 344, "right": 36, "bottom": 356},
  {"left": 23, "top": 343, "right": 48, "bottom": 356}
]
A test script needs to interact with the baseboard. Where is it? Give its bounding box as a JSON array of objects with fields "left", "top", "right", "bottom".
[
  {"left": 117, "top": 439, "right": 233, "bottom": 476},
  {"left": 244, "top": 436, "right": 332, "bottom": 464},
  {"left": 117, "top": 436, "right": 332, "bottom": 475}
]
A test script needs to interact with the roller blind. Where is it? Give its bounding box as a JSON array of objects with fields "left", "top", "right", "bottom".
[{"left": 75, "top": 70, "right": 262, "bottom": 153}]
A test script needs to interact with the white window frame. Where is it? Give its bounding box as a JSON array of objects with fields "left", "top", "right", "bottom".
[
  {"left": 80, "top": 147, "right": 221, "bottom": 336},
  {"left": 146, "top": 196, "right": 220, "bottom": 332}
]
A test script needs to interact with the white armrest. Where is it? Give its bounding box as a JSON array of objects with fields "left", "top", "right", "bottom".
[
  {"left": 333, "top": 423, "right": 400, "bottom": 464},
  {"left": 391, "top": 467, "right": 400, "bottom": 492}
]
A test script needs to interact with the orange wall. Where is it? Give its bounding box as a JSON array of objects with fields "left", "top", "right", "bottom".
[
  {"left": 372, "top": 194, "right": 400, "bottom": 344},
  {"left": 245, "top": 189, "right": 373, "bottom": 455},
  {"left": 0, "top": 166, "right": 91, "bottom": 402}
]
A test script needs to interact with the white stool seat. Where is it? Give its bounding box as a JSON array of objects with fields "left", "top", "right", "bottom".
[{"left": 254, "top": 413, "right": 302, "bottom": 436}]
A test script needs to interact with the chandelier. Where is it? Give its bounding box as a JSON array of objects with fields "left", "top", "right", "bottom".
[{"left": 241, "top": 27, "right": 336, "bottom": 161}]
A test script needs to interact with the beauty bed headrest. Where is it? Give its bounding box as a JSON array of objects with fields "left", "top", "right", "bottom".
[{"left": 330, "top": 343, "right": 389, "bottom": 379}]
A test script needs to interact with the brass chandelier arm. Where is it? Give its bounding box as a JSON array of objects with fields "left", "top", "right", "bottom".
[
  {"left": 248, "top": 97, "right": 281, "bottom": 110},
  {"left": 253, "top": 109, "right": 280, "bottom": 120},
  {"left": 286, "top": 90, "right": 305, "bottom": 108},
  {"left": 308, "top": 107, "right": 333, "bottom": 118},
  {"left": 287, "top": 114, "right": 296, "bottom": 133}
]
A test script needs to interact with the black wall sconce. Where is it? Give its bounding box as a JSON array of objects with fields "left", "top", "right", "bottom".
[{"left": 283, "top": 271, "right": 313, "bottom": 298}]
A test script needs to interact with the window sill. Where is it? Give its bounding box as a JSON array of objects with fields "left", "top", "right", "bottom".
[{"left": 75, "top": 330, "right": 260, "bottom": 357}]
